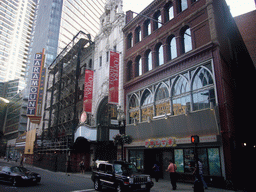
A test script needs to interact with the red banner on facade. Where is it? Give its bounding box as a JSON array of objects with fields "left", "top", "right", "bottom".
[
  {"left": 83, "top": 70, "right": 94, "bottom": 112},
  {"left": 109, "top": 51, "right": 119, "bottom": 104}
]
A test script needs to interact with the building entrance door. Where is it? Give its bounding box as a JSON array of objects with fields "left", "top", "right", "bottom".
[{"left": 162, "top": 149, "right": 174, "bottom": 180}]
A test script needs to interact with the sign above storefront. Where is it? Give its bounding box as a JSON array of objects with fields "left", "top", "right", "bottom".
[
  {"left": 144, "top": 135, "right": 217, "bottom": 148},
  {"left": 145, "top": 137, "right": 176, "bottom": 148}
]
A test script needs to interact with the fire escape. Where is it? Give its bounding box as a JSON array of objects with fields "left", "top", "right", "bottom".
[{"left": 38, "top": 31, "right": 93, "bottom": 153}]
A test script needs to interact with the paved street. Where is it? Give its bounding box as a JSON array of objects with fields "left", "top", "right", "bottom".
[
  {"left": 0, "top": 160, "right": 94, "bottom": 192},
  {"left": 0, "top": 159, "right": 238, "bottom": 192}
]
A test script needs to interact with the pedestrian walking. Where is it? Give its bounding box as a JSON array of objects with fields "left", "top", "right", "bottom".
[
  {"left": 166, "top": 160, "right": 177, "bottom": 190},
  {"left": 152, "top": 162, "right": 160, "bottom": 182},
  {"left": 20, "top": 156, "right": 24, "bottom": 167},
  {"left": 193, "top": 159, "right": 208, "bottom": 189},
  {"left": 79, "top": 160, "right": 85, "bottom": 174}
]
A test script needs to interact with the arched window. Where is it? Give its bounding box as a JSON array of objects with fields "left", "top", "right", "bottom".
[
  {"left": 193, "top": 68, "right": 213, "bottom": 90},
  {"left": 145, "top": 50, "right": 153, "bottom": 72},
  {"left": 141, "top": 89, "right": 153, "bottom": 106},
  {"left": 127, "top": 61, "right": 133, "bottom": 81},
  {"left": 141, "top": 89, "right": 153, "bottom": 122},
  {"left": 155, "top": 83, "right": 170, "bottom": 116},
  {"left": 127, "top": 33, "right": 133, "bottom": 49},
  {"left": 182, "top": 27, "right": 192, "bottom": 53},
  {"left": 177, "top": 0, "right": 188, "bottom": 13},
  {"left": 192, "top": 67, "right": 215, "bottom": 111},
  {"left": 172, "top": 76, "right": 190, "bottom": 115},
  {"left": 167, "top": 35, "right": 177, "bottom": 60},
  {"left": 128, "top": 94, "right": 140, "bottom": 124},
  {"left": 165, "top": 2, "right": 174, "bottom": 22},
  {"left": 135, "top": 26, "right": 142, "bottom": 43},
  {"left": 153, "top": 11, "right": 162, "bottom": 30},
  {"left": 156, "top": 44, "right": 164, "bottom": 66},
  {"left": 144, "top": 19, "right": 151, "bottom": 37},
  {"left": 129, "top": 94, "right": 139, "bottom": 109},
  {"left": 173, "top": 76, "right": 189, "bottom": 96},
  {"left": 135, "top": 56, "right": 142, "bottom": 77},
  {"left": 156, "top": 83, "right": 169, "bottom": 101}
]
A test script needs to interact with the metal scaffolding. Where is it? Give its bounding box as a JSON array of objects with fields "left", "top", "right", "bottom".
[{"left": 37, "top": 31, "right": 94, "bottom": 153}]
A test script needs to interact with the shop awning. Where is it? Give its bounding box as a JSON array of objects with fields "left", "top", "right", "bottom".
[{"left": 74, "top": 126, "right": 97, "bottom": 142}]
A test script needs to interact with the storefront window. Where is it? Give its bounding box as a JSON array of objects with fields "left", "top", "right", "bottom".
[
  {"left": 198, "top": 148, "right": 209, "bottom": 175},
  {"left": 184, "top": 149, "right": 195, "bottom": 173},
  {"left": 175, "top": 149, "right": 184, "bottom": 172},
  {"left": 129, "top": 150, "right": 144, "bottom": 171},
  {"left": 174, "top": 148, "right": 221, "bottom": 176},
  {"left": 208, "top": 148, "right": 221, "bottom": 176}
]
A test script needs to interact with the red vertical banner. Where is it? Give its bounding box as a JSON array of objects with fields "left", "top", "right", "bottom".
[
  {"left": 83, "top": 70, "right": 94, "bottom": 112},
  {"left": 109, "top": 51, "right": 119, "bottom": 104}
]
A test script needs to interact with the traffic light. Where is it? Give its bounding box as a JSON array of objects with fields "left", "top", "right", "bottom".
[{"left": 191, "top": 135, "right": 199, "bottom": 144}]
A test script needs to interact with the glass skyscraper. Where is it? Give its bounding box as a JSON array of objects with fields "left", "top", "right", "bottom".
[
  {"left": 25, "top": 0, "right": 106, "bottom": 96},
  {"left": 0, "top": 0, "right": 37, "bottom": 91}
]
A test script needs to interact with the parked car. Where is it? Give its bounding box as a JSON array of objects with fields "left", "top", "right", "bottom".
[
  {"left": 91, "top": 161, "right": 154, "bottom": 192},
  {"left": 0, "top": 166, "right": 41, "bottom": 186}
]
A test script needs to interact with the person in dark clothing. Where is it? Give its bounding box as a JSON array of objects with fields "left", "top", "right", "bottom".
[{"left": 152, "top": 162, "right": 160, "bottom": 182}]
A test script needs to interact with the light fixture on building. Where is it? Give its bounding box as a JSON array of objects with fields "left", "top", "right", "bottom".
[{"left": 243, "top": 143, "right": 247, "bottom": 147}]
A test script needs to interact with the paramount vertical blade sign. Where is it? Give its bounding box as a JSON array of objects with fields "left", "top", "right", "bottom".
[
  {"left": 109, "top": 51, "right": 119, "bottom": 105},
  {"left": 27, "top": 51, "right": 45, "bottom": 124},
  {"left": 83, "top": 70, "right": 94, "bottom": 113}
]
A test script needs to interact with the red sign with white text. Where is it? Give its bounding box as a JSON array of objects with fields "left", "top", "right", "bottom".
[
  {"left": 83, "top": 70, "right": 94, "bottom": 112},
  {"left": 109, "top": 51, "right": 119, "bottom": 105}
]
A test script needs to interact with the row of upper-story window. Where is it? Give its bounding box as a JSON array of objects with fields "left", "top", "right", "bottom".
[
  {"left": 127, "top": 62, "right": 215, "bottom": 124},
  {"left": 126, "top": 0, "right": 199, "bottom": 49},
  {"left": 127, "top": 26, "right": 192, "bottom": 81}
]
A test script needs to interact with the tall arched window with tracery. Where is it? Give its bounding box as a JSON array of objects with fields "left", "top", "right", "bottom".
[
  {"left": 192, "top": 67, "right": 215, "bottom": 111},
  {"left": 172, "top": 75, "right": 190, "bottom": 115},
  {"left": 141, "top": 89, "right": 154, "bottom": 122},
  {"left": 155, "top": 83, "right": 170, "bottom": 116},
  {"left": 128, "top": 94, "right": 140, "bottom": 124}
]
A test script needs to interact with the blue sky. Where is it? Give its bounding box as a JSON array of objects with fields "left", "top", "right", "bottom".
[{"left": 123, "top": 0, "right": 256, "bottom": 17}]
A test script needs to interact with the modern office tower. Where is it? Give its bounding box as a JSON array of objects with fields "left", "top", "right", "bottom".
[
  {"left": 0, "top": 0, "right": 37, "bottom": 90},
  {"left": 0, "top": 79, "right": 23, "bottom": 99},
  {"left": 25, "top": 0, "right": 106, "bottom": 93}
]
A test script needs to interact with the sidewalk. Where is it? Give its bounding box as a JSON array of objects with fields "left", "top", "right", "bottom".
[
  {"left": 0, "top": 159, "right": 238, "bottom": 192},
  {"left": 150, "top": 179, "right": 236, "bottom": 192}
]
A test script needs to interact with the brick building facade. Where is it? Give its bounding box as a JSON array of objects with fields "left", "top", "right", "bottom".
[{"left": 123, "top": 0, "right": 256, "bottom": 190}]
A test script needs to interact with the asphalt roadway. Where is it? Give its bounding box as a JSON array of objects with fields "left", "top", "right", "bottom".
[{"left": 0, "top": 159, "right": 239, "bottom": 192}]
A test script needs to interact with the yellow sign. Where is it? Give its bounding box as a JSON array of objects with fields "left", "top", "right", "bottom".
[{"left": 24, "top": 129, "right": 36, "bottom": 154}]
